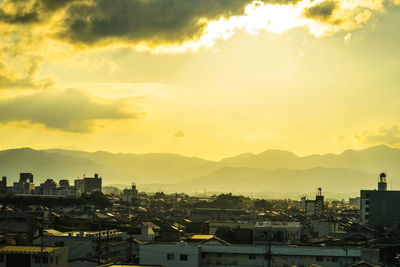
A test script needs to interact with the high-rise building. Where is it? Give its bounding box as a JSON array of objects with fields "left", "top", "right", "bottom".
[
  {"left": 74, "top": 173, "right": 102, "bottom": 195},
  {"left": 360, "top": 173, "right": 400, "bottom": 226}
]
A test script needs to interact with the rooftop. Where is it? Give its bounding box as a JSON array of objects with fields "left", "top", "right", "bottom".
[{"left": 0, "top": 245, "right": 59, "bottom": 254}]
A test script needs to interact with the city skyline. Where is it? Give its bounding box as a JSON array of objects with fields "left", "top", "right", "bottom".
[{"left": 0, "top": 1, "right": 399, "bottom": 160}]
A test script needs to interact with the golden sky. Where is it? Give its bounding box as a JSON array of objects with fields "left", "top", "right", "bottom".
[{"left": 0, "top": 0, "right": 399, "bottom": 160}]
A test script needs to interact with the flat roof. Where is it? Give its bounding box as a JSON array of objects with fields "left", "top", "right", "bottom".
[{"left": 0, "top": 246, "right": 59, "bottom": 254}]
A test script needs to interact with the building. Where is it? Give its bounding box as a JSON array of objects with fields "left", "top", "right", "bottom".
[
  {"left": 122, "top": 183, "right": 138, "bottom": 204},
  {"left": 0, "top": 245, "right": 68, "bottom": 267},
  {"left": 190, "top": 208, "right": 247, "bottom": 222},
  {"left": 40, "top": 179, "right": 57, "bottom": 190},
  {"left": 20, "top": 173, "right": 34, "bottom": 183},
  {"left": 74, "top": 174, "right": 102, "bottom": 195},
  {"left": 0, "top": 212, "right": 37, "bottom": 245},
  {"left": 8, "top": 173, "right": 35, "bottom": 194},
  {"left": 0, "top": 177, "right": 6, "bottom": 194},
  {"left": 360, "top": 173, "right": 400, "bottom": 226},
  {"left": 58, "top": 180, "right": 70, "bottom": 189},
  {"left": 305, "top": 188, "right": 325, "bottom": 217},
  {"left": 35, "top": 229, "right": 127, "bottom": 266},
  {"left": 254, "top": 221, "right": 301, "bottom": 245},
  {"left": 139, "top": 242, "right": 379, "bottom": 267}
]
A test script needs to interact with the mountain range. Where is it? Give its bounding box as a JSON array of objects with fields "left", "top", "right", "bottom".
[{"left": 0, "top": 145, "right": 398, "bottom": 195}]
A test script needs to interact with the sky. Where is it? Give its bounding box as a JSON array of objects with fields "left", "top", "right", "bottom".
[{"left": 0, "top": 0, "right": 399, "bottom": 160}]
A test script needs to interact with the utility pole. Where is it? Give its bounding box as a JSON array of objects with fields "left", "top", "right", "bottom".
[
  {"left": 97, "top": 228, "right": 101, "bottom": 266},
  {"left": 264, "top": 229, "right": 272, "bottom": 267},
  {"left": 106, "top": 228, "right": 109, "bottom": 262},
  {"left": 129, "top": 218, "right": 133, "bottom": 262}
]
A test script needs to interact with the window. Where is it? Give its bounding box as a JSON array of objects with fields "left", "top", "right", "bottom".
[
  {"left": 167, "top": 254, "right": 175, "bottom": 260},
  {"left": 366, "top": 193, "right": 370, "bottom": 198},
  {"left": 180, "top": 254, "right": 188, "bottom": 261},
  {"left": 316, "top": 256, "right": 323, "bottom": 262},
  {"left": 365, "top": 215, "right": 369, "bottom": 219},
  {"left": 42, "top": 256, "right": 48, "bottom": 264},
  {"left": 56, "top": 256, "right": 58, "bottom": 265},
  {"left": 0, "top": 255, "right": 4, "bottom": 263},
  {"left": 201, "top": 253, "right": 206, "bottom": 259},
  {"left": 249, "top": 254, "right": 257, "bottom": 260},
  {"left": 365, "top": 208, "right": 370, "bottom": 212},
  {"left": 366, "top": 200, "right": 370, "bottom": 204},
  {"left": 217, "top": 253, "right": 223, "bottom": 258}
]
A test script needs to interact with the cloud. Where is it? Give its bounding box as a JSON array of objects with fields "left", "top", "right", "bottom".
[
  {"left": 57, "top": 0, "right": 260, "bottom": 46},
  {"left": 356, "top": 124, "right": 400, "bottom": 146},
  {"left": 174, "top": 131, "right": 185, "bottom": 138},
  {"left": 0, "top": 89, "right": 140, "bottom": 132},
  {"left": 0, "top": 0, "right": 388, "bottom": 54},
  {"left": 0, "top": 0, "right": 77, "bottom": 24},
  {"left": 304, "top": 1, "right": 337, "bottom": 22}
]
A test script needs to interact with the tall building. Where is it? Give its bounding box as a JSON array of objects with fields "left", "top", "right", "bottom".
[
  {"left": 19, "top": 173, "right": 33, "bottom": 183},
  {"left": 305, "top": 188, "right": 325, "bottom": 217},
  {"left": 74, "top": 173, "right": 102, "bottom": 195},
  {"left": 0, "top": 176, "right": 6, "bottom": 194},
  {"left": 360, "top": 173, "right": 400, "bottom": 226}
]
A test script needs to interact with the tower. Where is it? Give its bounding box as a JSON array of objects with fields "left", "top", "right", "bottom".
[{"left": 378, "top": 172, "right": 387, "bottom": 191}]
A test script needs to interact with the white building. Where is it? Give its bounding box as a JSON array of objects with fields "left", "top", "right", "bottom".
[{"left": 139, "top": 242, "right": 379, "bottom": 267}]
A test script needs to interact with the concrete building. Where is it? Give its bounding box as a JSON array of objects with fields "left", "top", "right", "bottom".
[
  {"left": 8, "top": 173, "right": 35, "bottom": 194},
  {"left": 40, "top": 179, "right": 57, "bottom": 190},
  {"left": 20, "top": 173, "right": 34, "bottom": 183},
  {"left": 305, "top": 188, "right": 325, "bottom": 217},
  {"left": 254, "top": 221, "right": 301, "bottom": 245},
  {"left": 35, "top": 229, "right": 127, "bottom": 266},
  {"left": 0, "top": 245, "right": 68, "bottom": 267},
  {"left": 42, "top": 188, "right": 78, "bottom": 198},
  {"left": 139, "top": 242, "right": 380, "bottom": 267},
  {"left": 360, "top": 173, "right": 400, "bottom": 226},
  {"left": 122, "top": 183, "right": 138, "bottom": 204},
  {"left": 0, "top": 212, "right": 37, "bottom": 245},
  {"left": 74, "top": 174, "right": 102, "bottom": 195}
]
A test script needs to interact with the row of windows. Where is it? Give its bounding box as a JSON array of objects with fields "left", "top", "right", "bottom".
[
  {"left": 0, "top": 255, "right": 59, "bottom": 265},
  {"left": 167, "top": 253, "right": 188, "bottom": 261}
]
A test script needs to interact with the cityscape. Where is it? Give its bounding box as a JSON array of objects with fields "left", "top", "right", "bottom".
[
  {"left": 1, "top": 169, "right": 400, "bottom": 267},
  {"left": 1, "top": 0, "right": 400, "bottom": 266}
]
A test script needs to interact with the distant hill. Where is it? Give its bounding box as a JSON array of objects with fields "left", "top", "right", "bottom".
[{"left": 0, "top": 145, "right": 398, "bottom": 194}]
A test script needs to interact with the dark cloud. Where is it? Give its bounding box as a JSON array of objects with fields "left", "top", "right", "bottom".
[
  {"left": 58, "top": 0, "right": 257, "bottom": 45},
  {"left": 0, "top": 89, "right": 140, "bottom": 132},
  {"left": 304, "top": 1, "right": 337, "bottom": 21},
  {"left": 0, "top": 0, "right": 77, "bottom": 24}
]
